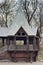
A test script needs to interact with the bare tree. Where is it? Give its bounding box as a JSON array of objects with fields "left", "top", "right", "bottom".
[
  {"left": 0, "top": 13, "right": 5, "bottom": 27},
  {"left": 22, "top": 0, "right": 43, "bottom": 38},
  {"left": 39, "top": 2, "right": 43, "bottom": 35},
  {"left": 22, "top": 0, "right": 38, "bottom": 25},
  {"left": 0, "top": 0, "right": 16, "bottom": 27}
]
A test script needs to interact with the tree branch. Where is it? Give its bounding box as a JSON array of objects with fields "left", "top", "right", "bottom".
[
  {"left": 29, "top": 0, "right": 38, "bottom": 22},
  {"left": 29, "top": 8, "right": 37, "bottom": 22}
]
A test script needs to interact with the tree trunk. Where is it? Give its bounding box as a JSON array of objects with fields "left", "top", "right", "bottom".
[{"left": 5, "top": 13, "right": 8, "bottom": 27}]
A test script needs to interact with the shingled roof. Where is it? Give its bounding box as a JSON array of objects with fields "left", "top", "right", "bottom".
[
  {"left": 0, "top": 27, "right": 8, "bottom": 37},
  {"left": 0, "top": 7, "right": 38, "bottom": 37}
]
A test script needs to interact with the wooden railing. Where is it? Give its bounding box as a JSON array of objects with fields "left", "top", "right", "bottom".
[
  {"left": 15, "top": 45, "right": 28, "bottom": 51},
  {"left": 8, "top": 44, "right": 39, "bottom": 51},
  {"left": 9, "top": 45, "right": 28, "bottom": 51}
]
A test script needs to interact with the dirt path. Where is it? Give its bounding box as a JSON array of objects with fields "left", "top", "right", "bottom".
[{"left": 0, "top": 62, "right": 43, "bottom": 65}]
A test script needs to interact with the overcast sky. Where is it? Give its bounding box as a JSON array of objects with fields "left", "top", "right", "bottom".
[{"left": 0, "top": 0, "right": 5, "bottom": 3}]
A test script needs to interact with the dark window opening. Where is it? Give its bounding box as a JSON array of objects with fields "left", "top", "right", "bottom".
[
  {"left": 29, "top": 37, "right": 33, "bottom": 44},
  {"left": 22, "top": 32, "right": 25, "bottom": 35},
  {"left": 18, "top": 33, "right": 20, "bottom": 35}
]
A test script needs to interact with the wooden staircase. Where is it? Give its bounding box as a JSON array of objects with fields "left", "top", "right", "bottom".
[
  {"left": 0, "top": 45, "right": 8, "bottom": 60},
  {"left": 0, "top": 45, "right": 7, "bottom": 54}
]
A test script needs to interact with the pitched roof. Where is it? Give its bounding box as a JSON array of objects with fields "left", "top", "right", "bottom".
[
  {"left": 8, "top": 7, "right": 37, "bottom": 36},
  {"left": 0, "top": 27, "right": 8, "bottom": 37},
  {"left": 0, "top": 7, "right": 38, "bottom": 37}
]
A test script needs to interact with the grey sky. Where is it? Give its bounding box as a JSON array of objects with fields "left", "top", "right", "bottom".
[{"left": 0, "top": 0, "right": 5, "bottom": 3}]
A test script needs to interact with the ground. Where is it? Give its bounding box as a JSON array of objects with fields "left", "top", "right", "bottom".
[{"left": 0, "top": 62, "right": 43, "bottom": 65}]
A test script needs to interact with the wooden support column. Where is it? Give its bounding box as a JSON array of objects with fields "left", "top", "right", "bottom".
[
  {"left": 5, "top": 38, "right": 7, "bottom": 45},
  {"left": 14, "top": 36, "right": 17, "bottom": 62},
  {"left": 33, "top": 37, "right": 36, "bottom": 51},
  {"left": 36, "top": 38, "right": 39, "bottom": 50},
  {"left": 33, "top": 37, "right": 38, "bottom": 62},
  {"left": 2, "top": 38, "right": 4, "bottom": 46},
  {"left": 14, "top": 37, "right": 16, "bottom": 45},
  {"left": 14, "top": 36, "right": 16, "bottom": 50},
  {"left": 30, "top": 52, "right": 33, "bottom": 63},
  {"left": 7, "top": 37, "right": 9, "bottom": 51},
  {"left": 4, "top": 38, "right": 6, "bottom": 45},
  {"left": 26, "top": 36, "right": 29, "bottom": 62},
  {"left": 27, "top": 36, "right": 29, "bottom": 49}
]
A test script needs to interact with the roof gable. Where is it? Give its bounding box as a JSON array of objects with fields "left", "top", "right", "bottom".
[
  {"left": 15, "top": 26, "right": 28, "bottom": 36},
  {"left": 8, "top": 7, "right": 37, "bottom": 36}
]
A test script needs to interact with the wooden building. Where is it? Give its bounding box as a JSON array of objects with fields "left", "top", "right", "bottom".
[{"left": 0, "top": 7, "right": 40, "bottom": 62}]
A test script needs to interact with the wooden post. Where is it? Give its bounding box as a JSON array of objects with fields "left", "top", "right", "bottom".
[
  {"left": 36, "top": 38, "right": 39, "bottom": 50},
  {"left": 2, "top": 38, "right": 4, "bottom": 46},
  {"left": 33, "top": 37, "right": 36, "bottom": 50},
  {"left": 7, "top": 37, "right": 9, "bottom": 51},
  {"left": 26, "top": 36, "right": 29, "bottom": 62},
  {"left": 14, "top": 36, "right": 17, "bottom": 62},
  {"left": 27, "top": 36, "right": 29, "bottom": 49},
  {"left": 4, "top": 38, "right": 6, "bottom": 45},
  {"left": 30, "top": 52, "right": 33, "bottom": 63},
  {"left": 33, "top": 37, "right": 38, "bottom": 62}
]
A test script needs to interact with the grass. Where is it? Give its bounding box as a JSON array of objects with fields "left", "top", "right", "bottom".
[
  {"left": 0, "top": 43, "right": 3, "bottom": 48},
  {"left": 38, "top": 45, "right": 43, "bottom": 61}
]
